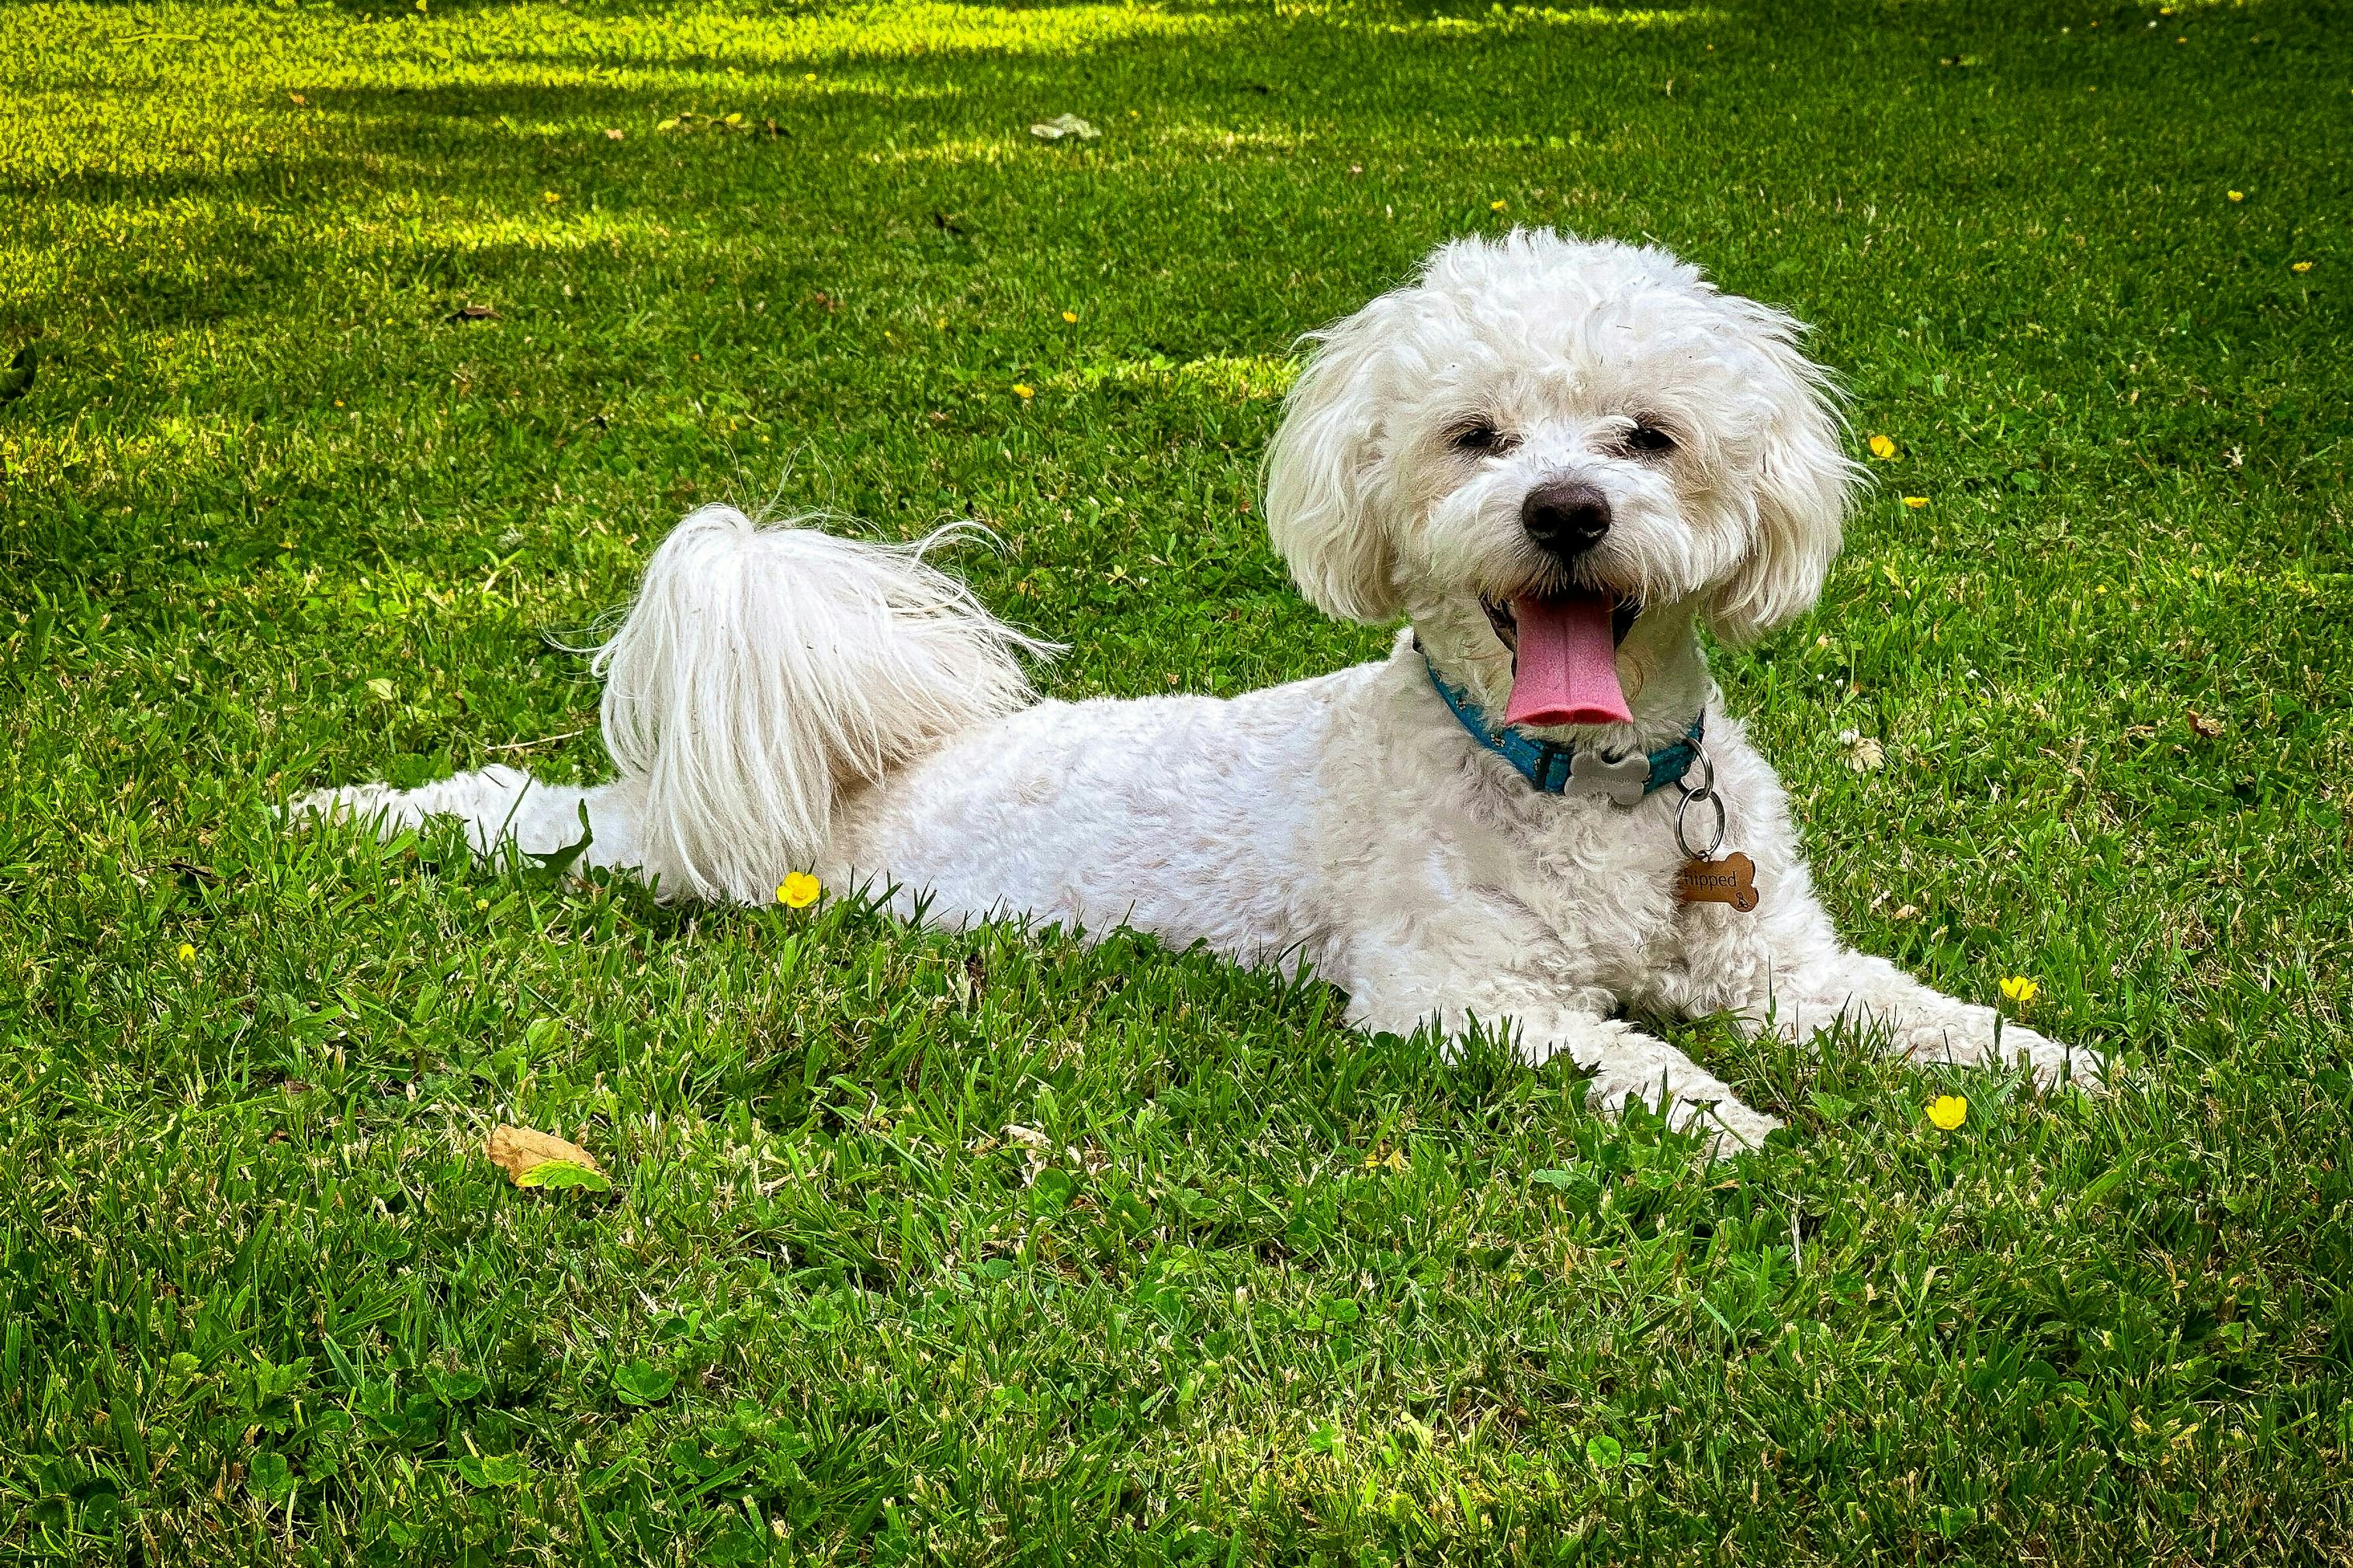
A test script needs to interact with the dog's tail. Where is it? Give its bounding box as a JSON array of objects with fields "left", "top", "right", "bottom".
[{"left": 594, "top": 505, "right": 1049, "bottom": 903}]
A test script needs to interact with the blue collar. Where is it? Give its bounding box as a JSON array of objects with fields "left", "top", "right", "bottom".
[{"left": 1422, "top": 654, "right": 1703, "bottom": 801}]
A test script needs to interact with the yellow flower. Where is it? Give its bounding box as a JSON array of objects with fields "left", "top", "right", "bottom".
[
  {"left": 1867, "top": 434, "right": 1896, "bottom": 460},
  {"left": 2292, "top": 261, "right": 2313, "bottom": 274},
  {"left": 2227, "top": 190, "right": 2244, "bottom": 202},
  {"left": 1902, "top": 496, "right": 1929, "bottom": 509},
  {"left": 1012, "top": 383, "right": 1034, "bottom": 400},
  {"left": 778, "top": 871, "right": 821, "bottom": 909},
  {"left": 1061, "top": 310, "right": 1078, "bottom": 323},
  {"left": 1999, "top": 974, "right": 2040, "bottom": 1004},
  {"left": 543, "top": 190, "right": 562, "bottom": 204},
  {"left": 175, "top": 942, "right": 196, "bottom": 962},
  {"left": 1490, "top": 199, "right": 1509, "bottom": 213},
  {"left": 1925, "top": 1095, "right": 1967, "bottom": 1131}
]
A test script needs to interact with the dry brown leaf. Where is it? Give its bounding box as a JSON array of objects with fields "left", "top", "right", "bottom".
[
  {"left": 486, "top": 1124, "right": 601, "bottom": 1186},
  {"left": 2188, "top": 711, "right": 2224, "bottom": 739}
]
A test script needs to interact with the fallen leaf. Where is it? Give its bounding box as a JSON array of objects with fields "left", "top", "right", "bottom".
[
  {"left": 2188, "top": 711, "right": 2223, "bottom": 739},
  {"left": 450, "top": 303, "right": 497, "bottom": 321},
  {"left": 486, "top": 1124, "right": 605, "bottom": 1189},
  {"left": 604, "top": 127, "right": 624, "bottom": 141},
  {"left": 1029, "top": 113, "right": 1100, "bottom": 141},
  {"left": 1845, "top": 736, "right": 1886, "bottom": 773}
]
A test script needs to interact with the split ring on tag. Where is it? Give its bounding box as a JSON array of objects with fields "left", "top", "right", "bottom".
[{"left": 1676, "top": 784, "right": 1727, "bottom": 861}]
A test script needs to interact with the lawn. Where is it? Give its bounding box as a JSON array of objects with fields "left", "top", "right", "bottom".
[{"left": 2, "top": 0, "right": 2349, "bottom": 1560}]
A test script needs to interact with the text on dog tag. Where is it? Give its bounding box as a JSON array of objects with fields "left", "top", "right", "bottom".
[{"left": 1676, "top": 851, "right": 1759, "bottom": 912}]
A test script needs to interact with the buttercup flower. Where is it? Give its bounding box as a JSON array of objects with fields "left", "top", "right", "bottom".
[
  {"left": 1902, "top": 496, "right": 1930, "bottom": 509},
  {"left": 2227, "top": 189, "right": 2244, "bottom": 202},
  {"left": 1490, "top": 199, "right": 1508, "bottom": 212},
  {"left": 1868, "top": 434, "right": 1897, "bottom": 460},
  {"left": 778, "top": 872, "right": 821, "bottom": 909},
  {"left": 1012, "top": 383, "right": 1035, "bottom": 400},
  {"left": 1925, "top": 1095, "right": 1967, "bottom": 1131},
  {"left": 176, "top": 942, "right": 196, "bottom": 962},
  {"left": 2000, "top": 975, "right": 2039, "bottom": 1004},
  {"left": 1061, "top": 310, "right": 1078, "bottom": 323},
  {"left": 2292, "top": 261, "right": 2314, "bottom": 274},
  {"left": 543, "top": 190, "right": 562, "bottom": 204}
]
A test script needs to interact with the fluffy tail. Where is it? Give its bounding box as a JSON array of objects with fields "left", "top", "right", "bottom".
[{"left": 594, "top": 505, "right": 1050, "bottom": 903}]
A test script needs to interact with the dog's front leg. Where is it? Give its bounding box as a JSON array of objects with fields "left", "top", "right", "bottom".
[
  {"left": 1343, "top": 968, "right": 1783, "bottom": 1155},
  {"left": 1760, "top": 913, "right": 2100, "bottom": 1089}
]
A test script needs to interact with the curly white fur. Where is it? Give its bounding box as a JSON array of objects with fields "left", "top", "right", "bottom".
[{"left": 294, "top": 230, "right": 2098, "bottom": 1153}]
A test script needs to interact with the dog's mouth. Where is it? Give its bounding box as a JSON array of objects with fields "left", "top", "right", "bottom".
[
  {"left": 1479, "top": 594, "right": 1641, "bottom": 656},
  {"left": 1479, "top": 591, "right": 1641, "bottom": 728}
]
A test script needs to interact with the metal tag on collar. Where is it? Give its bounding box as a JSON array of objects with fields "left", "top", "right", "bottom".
[
  {"left": 1564, "top": 746, "right": 1650, "bottom": 806},
  {"left": 1672, "top": 739, "right": 1759, "bottom": 912}
]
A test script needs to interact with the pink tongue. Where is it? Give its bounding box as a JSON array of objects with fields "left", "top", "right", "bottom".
[{"left": 1503, "top": 590, "right": 1632, "bottom": 729}]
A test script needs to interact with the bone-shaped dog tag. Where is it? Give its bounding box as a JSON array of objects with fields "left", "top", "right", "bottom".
[
  {"left": 1676, "top": 851, "right": 1759, "bottom": 912},
  {"left": 1565, "top": 747, "right": 1651, "bottom": 806}
]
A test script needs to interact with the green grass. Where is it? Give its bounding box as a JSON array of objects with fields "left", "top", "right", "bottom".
[{"left": 3, "top": 0, "right": 2350, "bottom": 1560}]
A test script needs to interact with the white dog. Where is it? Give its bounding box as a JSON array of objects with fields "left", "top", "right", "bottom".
[{"left": 298, "top": 229, "right": 2095, "bottom": 1149}]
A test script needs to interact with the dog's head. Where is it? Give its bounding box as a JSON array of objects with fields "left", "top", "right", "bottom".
[{"left": 1264, "top": 231, "right": 1859, "bottom": 671}]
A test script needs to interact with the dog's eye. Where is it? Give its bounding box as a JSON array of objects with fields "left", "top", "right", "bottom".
[
  {"left": 1624, "top": 422, "right": 1676, "bottom": 456},
  {"left": 1448, "top": 420, "right": 1513, "bottom": 455}
]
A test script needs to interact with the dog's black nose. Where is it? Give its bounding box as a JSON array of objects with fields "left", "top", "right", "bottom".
[{"left": 1522, "top": 480, "right": 1613, "bottom": 557}]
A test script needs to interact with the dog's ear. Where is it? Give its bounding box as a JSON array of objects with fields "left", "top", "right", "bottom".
[
  {"left": 1705, "top": 306, "right": 1860, "bottom": 643},
  {"left": 1263, "top": 295, "right": 1409, "bottom": 624}
]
